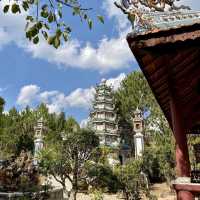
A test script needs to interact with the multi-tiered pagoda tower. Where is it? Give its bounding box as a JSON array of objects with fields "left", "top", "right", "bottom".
[{"left": 89, "top": 79, "right": 119, "bottom": 148}]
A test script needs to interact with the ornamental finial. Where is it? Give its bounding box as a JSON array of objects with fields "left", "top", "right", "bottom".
[{"left": 114, "top": 0, "right": 190, "bottom": 32}]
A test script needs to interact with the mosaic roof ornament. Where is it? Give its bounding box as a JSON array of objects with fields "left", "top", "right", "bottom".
[
  {"left": 114, "top": 0, "right": 200, "bottom": 36},
  {"left": 117, "top": 0, "right": 190, "bottom": 12}
]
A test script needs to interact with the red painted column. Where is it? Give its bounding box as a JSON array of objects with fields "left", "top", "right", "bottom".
[
  {"left": 170, "top": 98, "right": 190, "bottom": 176},
  {"left": 170, "top": 98, "right": 193, "bottom": 200},
  {"left": 177, "top": 191, "right": 194, "bottom": 200}
]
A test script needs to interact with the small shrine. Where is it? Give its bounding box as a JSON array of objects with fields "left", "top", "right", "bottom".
[
  {"left": 89, "top": 79, "right": 119, "bottom": 148},
  {"left": 33, "top": 117, "right": 47, "bottom": 165},
  {"left": 133, "top": 108, "right": 144, "bottom": 159}
]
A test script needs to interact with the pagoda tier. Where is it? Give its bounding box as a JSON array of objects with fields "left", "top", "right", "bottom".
[{"left": 89, "top": 79, "right": 119, "bottom": 147}]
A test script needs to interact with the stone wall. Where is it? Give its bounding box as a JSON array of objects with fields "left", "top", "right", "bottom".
[{"left": 0, "top": 188, "right": 63, "bottom": 200}]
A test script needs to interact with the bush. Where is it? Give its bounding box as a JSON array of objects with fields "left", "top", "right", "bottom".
[
  {"left": 90, "top": 189, "right": 104, "bottom": 200},
  {"left": 114, "top": 159, "right": 145, "bottom": 200},
  {"left": 87, "top": 163, "right": 121, "bottom": 193}
]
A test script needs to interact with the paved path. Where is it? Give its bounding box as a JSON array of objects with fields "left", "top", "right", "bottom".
[{"left": 49, "top": 177, "right": 176, "bottom": 200}]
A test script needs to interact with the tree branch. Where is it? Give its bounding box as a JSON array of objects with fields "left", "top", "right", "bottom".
[{"left": 55, "top": 0, "right": 92, "bottom": 11}]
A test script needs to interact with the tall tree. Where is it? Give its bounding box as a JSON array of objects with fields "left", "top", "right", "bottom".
[
  {"left": 115, "top": 71, "right": 170, "bottom": 135},
  {"left": 115, "top": 71, "right": 175, "bottom": 183},
  {"left": 39, "top": 125, "right": 99, "bottom": 200},
  {"left": 0, "top": 97, "right": 5, "bottom": 115}
]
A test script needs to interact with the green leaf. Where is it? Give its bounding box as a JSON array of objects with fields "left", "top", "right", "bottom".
[
  {"left": 58, "top": 3, "right": 62, "bottom": 9},
  {"left": 88, "top": 19, "right": 93, "bottom": 30},
  {"left": 28, "top": 0, "right": 34, "bottom": 4},
  {"left": 84, "top": 14, "right": 87, "bottom": 20},
  {"left": 62, "top": 32, "right": 68, "bottom": 42},
  {"left": 73, "top": 7, "right": 80, "bottom": 15},
  {"left": 41, "top": 10, "right": 49, "bottom": 18},
  {"left": 29, "top": 26, "right": 38, "bottom": 37},
  {"left": 56, "top": 29, "right": 62, "bottom": 38},
  {"left": 22, "top": 1, "right": 29, "bottom": 11},
  {"left": 26, "top": 15, "right": 34, "bottom": 22},
  {"left": 53, "top": 37, "right": 60, "bottom": 49},
  {"left": 48, "top": 13, "right": 54, "bottom": 23},
  {"left": 3, "top": 5, "right": 9, "bottom": 13},
  {"left": 33, "top": 36, "right": 39, "bottom": 44},
  {"left": 97, "top": 15, "right": 104, "bottom": 24},
  {"left": 11, "top": 4, "right": 20, "bottom": 14},
  {"left": 34, "top": 0, "right": 38, "bottom": 5},
  {"left": 47, "top": 36, "right": 54, "bottom": 45},
  {"left": 58, "top": 10, "right": 62, "bottom": 18},
  {"left": 36, "top": 21, "right": 43, "bottom": 30},
  {"left": 65, "top": 27, "right": 71, "bottom": 33},
  {"left": 26, "top": 31, "right": 32, "bottom": 40}
]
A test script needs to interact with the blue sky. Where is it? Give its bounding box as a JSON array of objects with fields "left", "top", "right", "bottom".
[{"left": 0, "top": 0, "right": 199, "bottom": 124}]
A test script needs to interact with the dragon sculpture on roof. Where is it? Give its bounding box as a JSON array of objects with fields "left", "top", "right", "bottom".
[
  {"left": 115, "top": 0, "right": 190, "bottom": 31},
  {"left": 119, "top": 0, "right": 190, "bottom": 12}
]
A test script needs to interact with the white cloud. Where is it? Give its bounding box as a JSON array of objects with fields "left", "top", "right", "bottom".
[
  {"left": 17, "top": 73, "right": 126, "bottom": 113},
  {"left": 0, "top": 0, "right": 133, "bottom": 73},
  {"left": 17, "top": 85, "right": 95, "bottom": 113},
  {"left": 105, "top": 73, "right": 126, "bottom": 91},
  {"left": 66, "top": 87, "right": 95, "bottom": 108},
  {"left": 0, "top": 87, "right": 7, "bottom": 93},
  {"left": 102, "top": 0, "right": 131, "bottom": 32},
  {"left": 17, "top": 85, "right": 40, "bottom": 106},
  {"left": 80, "top": 118, "right": 89, "bottom": 128},
  {"left": 23, "top": 36, "right": 133, "bottom": 73},
  {"left": 0, "top": 1, "right": 27, "bottom": 49},
  {"left": 2, "top": 1, "right": 198, "bottom": 73}
]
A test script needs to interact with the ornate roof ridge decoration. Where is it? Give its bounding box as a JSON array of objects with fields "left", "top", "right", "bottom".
[{"left": 114, "top": 0, "right": 200, "bottom": 35}]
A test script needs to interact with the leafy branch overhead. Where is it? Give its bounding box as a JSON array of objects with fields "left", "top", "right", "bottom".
[{"left": 2, "top": 0, "right": 104, "bottom": 48}]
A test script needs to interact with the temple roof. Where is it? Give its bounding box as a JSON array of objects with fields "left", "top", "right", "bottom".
[
  {"left": 132, "top": 10, "right": 200, "bottom": 36},
  {"left": 127, "top": 9, "right": 200, "bottom": 133}
]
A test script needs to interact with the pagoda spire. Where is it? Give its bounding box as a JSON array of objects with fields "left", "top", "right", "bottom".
[{"left": 89, "top": 79, "right": 119, "bottom": 148}]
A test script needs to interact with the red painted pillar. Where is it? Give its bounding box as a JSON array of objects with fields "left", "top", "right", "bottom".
[
  {"left": 177, "top": 191, "right": 194, "bottom": 200},
  {"left": 170, "top": 98, "right": 193, "bottom": 200}
]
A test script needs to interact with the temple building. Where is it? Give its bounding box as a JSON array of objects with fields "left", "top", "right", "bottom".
[
  {"left": 89, "top": 79, "right": 119, "bottom": 148},
  {"left": 122, "top": 0, "right": 200, "bottom": 198}
]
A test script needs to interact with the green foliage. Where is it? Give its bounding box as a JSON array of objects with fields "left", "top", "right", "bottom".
[
  {"left": 115, "top": 71, "right": 170, "bottom": 135},
  {"left": 2, "top": 0, "right": 104, "bottom": 48},
  {"left": 0, "top": 96, "right": 5, "bottom": 114},
  {"left": 87, "top": 162, "right": 120, "bottom": 193},
  {"left": 39, "top": 126, "right": 99, "bottom": 199},
  {"left": 115, "top": 71, "right": 175, "bottom": 184},
  {"left": 0, "top": 103, "right": 67, "bottom": 159},
  {"left": 16, "top": 134, "right": 34, "bottom": 155},
  {"left": 90, "top": 189, "right": 104, "bottom": 200},
  {"left": 115, "top": 159, "right": 144, "bottom": 200},
  {"left": 115, "top": 71, "right": 155, "bottom": 122},
  {"left": 142, "top": 132, "right": 175, "bottom": 184}
]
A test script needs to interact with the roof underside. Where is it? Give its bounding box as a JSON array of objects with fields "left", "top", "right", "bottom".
[{"left": 127, "top": 19, "right": 200, "bottom": 133}]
